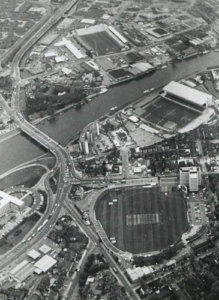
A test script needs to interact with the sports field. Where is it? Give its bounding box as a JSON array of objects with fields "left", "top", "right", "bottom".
[
  {"left": 95, "top": 186, "right": 188, "bottom": 254},
  {"left": 141, "top": 97, "right": 199, "bottom": 129},
  {"left": 80, "top": 31, "right": 122, "bottom": 55}
]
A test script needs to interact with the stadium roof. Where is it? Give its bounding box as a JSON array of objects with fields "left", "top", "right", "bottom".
[
  {"left": 27, "top": 249, "right": 41, "bottom": 260},
  {"left": 34, "top": 255, "right": 57, "bottom": 272},
  {"left": 163, "top": 81, "right": 212, "bottom": 107},
  {"left": 39, "top": 244, "right": 51, "bottom": 254}
]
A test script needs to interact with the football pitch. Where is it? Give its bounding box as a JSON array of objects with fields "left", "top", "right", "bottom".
[
  {"left": 80, "top": 31, "right": 122, "bottom": 55},
  {"left": 95, "top": 187, "right": 188, "bottom": 254},
  {"left": 141, "top": 97, "right": 199, "bottom": 129}
]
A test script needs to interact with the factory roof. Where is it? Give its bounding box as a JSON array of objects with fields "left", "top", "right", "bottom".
[
  {"left": 34, "top": 255, "right": 57, "bottom": 272},
  {"left": 10, "top": 260, "right": 29, "bottom": 276}
]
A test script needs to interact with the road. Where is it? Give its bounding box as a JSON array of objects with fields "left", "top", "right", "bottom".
[{"left": 64, "top": 202, "right": 140, "bottom": 300}]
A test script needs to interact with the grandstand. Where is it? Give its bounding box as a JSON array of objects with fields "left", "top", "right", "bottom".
[{"left": 163, "top": 81, "right": 212, "bottom": 109}]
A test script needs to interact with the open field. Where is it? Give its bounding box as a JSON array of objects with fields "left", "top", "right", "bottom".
[
  {"left": 95, "top": 186, "right": 188, "bottom": 254},
  {"left": 80, "top": 31, "right": 122, "bottom": 55},
  {"left": 0, "top": 166, "right": 46, "bottom": 189},
  {"left": 141, "top": 97, "right": 199, "bottom": 129}
]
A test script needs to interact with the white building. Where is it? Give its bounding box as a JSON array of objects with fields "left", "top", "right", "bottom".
[
  {"left": 189, "top": 172, "right": 199, "bottom": 192},
  {"left": 179, "top": 167, "right": 201, "bottom": 192},
  {"left": 34, "top": 255, "right": 57, "bottom": 273},
  {"left": 0, "top": 191, "right": 25, "bottom": 217}
]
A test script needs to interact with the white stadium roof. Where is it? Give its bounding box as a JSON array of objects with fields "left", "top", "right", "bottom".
[
  {"left": 34, "top": 255, "right": 57, "bottom": 272},
  {"left": 163, "top": 81, "right": 212, "bottom": 107}
]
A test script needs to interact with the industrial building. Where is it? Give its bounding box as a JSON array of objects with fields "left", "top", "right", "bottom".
[
  {"left": 9, "top": 260, "right": 35, "bottom": 283},
  {"left": 0, "top": 191, "right": 25, "bottom": 218},
  {"left": 163, "top": 81, "right": 212, "bottom": 109},
  {"left": 179, "top": 166, "right": 201, "bottom": 192},
  {"left": 34, "top": 255, "right": 57, "bottom": 273}
]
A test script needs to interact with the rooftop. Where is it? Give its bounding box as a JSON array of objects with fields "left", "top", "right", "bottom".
[
  {"left": 34, "top": 255, "right": 57, "bottom": 272},
  {"left": 163, "top": 81, "right": 211, "bottom": 107}
]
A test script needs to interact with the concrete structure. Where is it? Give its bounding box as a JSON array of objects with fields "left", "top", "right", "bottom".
[
  {"left": 0, "top": 191, "right": 25, "bottom": 217},
  {"left": 189, "top": 172, "right": 199, "bottom": 192},
  {"left": 96, "top": 123, "right": 100, "bottom": 136},
  {"left": 180, "top": 167, "right": 201, "bottom": 192},
  {"left": 163, "top": 81, "right": 212, "bottom": 107},
  {"left": 39, "top": 244, "right": 51, "bottom": 254},
  {"left": 83, "top": 140, "right": 89, "bottom": 155},
  {"left": 34, "top": 255, "right": 57, "bottom": 272}
]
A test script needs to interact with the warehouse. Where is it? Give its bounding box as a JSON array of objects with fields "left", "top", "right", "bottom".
[
  {"left": 34, "top": 255, "right": 57, "bottom": 272},
  {"left": 163, "top": 81, "right": 212, "bottom": 108},
  {"left": 9, "top": 260, "right": 35, "bottom": 282}
]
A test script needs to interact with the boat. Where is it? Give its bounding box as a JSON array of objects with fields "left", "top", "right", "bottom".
[
  {"left": 99, "top": 88, "right": 108, "bottom": 94},
  {"left": 143, "top": 90, "right": 149, "bottom": 93},
  {"left": 161, "top": 65, "right": 167, "bottom": 69},
  {"left": 150, "top": 88, "right": 154, "bottom": 91},
  {"left": 203, "top": 50, "right": 210, "bottom": 54},
  {"left": 110, "top": 106, "right": 118, "bottom": 111}
]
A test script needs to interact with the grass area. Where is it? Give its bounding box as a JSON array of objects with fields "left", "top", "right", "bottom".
[
  {"left": 0, "top": 166, "right": 46, "bottom": 189},
  {"left": 10, "top": 192, "right": 33, "bottom": 207},
  {"left": 95, "top": 187, "right": 188, "bottom": 254},
  {"left": 0, "top": 213, "right": 40, "bottom": 255}
]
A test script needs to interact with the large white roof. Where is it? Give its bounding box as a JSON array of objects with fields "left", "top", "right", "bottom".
[
  {"left": 10, "top": 260, "right": 29, "bottom": 275},
  {"left": 164, "top": 81, "right": 211, "bottom": 106},
  {"left": 0, "top": 191, "right": 24, "bottom": 208},
  {"left": 34, "top": 255, "right": 57, "bottom": 272}
]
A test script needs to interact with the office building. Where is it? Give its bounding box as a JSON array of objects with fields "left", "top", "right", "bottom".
[
  {"left": 179, "top": 167, "right": 201, "bottom": 192},
  {"left": 0, "top": 191, "right": 25, "bottom": 217}
]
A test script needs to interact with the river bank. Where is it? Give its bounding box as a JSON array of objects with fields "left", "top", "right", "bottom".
[{"left": 0, "top": 51, "right": 219, "bottom": 175}]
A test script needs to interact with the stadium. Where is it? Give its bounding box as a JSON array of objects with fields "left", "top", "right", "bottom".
[
  {"left": 133, "top": 81, "right": 214, "bottom": 132},
  {"left": 95, "top": 185, "right": 188, "bottom": 255},
  {"left": 74, "top": 24, "right": 128, "bottom": 56}
]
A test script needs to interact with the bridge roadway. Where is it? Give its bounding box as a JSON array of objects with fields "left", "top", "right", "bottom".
[{"left": 0, "top": 1, "right": 140, "bottom": 298}]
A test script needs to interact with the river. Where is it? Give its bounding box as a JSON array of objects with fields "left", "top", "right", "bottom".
[{"left": 1, "top": 51, "right": 219, "bottom": 175}]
